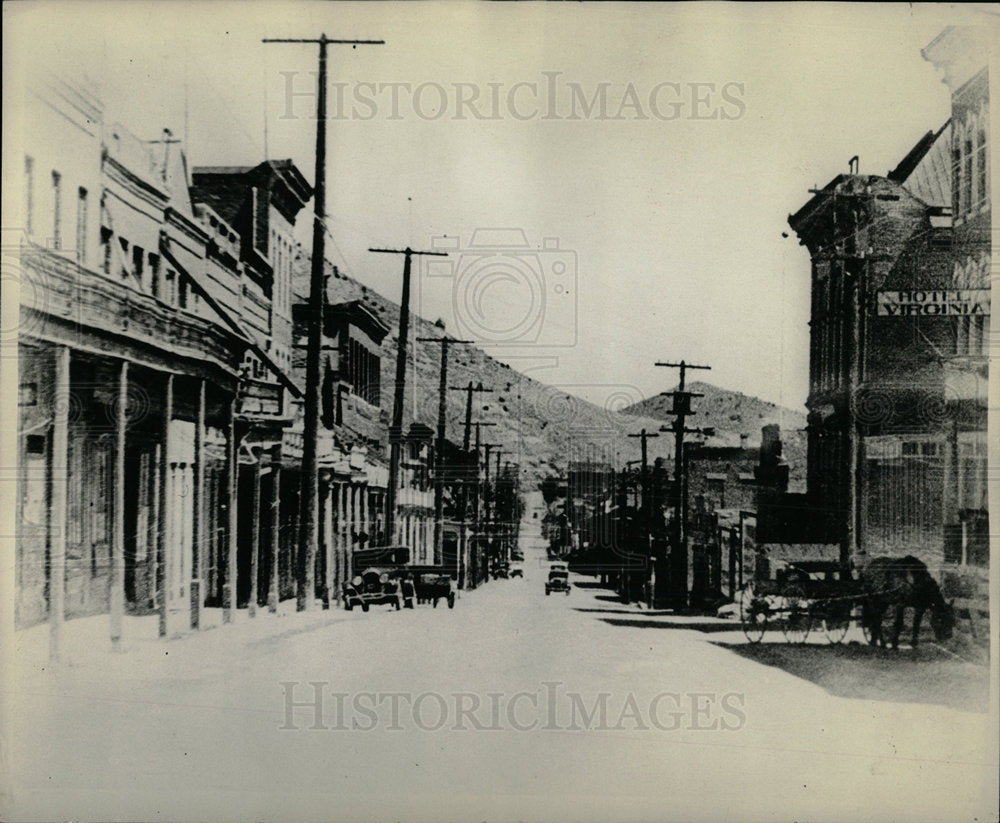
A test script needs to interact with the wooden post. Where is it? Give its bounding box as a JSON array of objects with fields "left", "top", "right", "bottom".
[
  {"left": 110, "top": 359, "right": 128, "bottom": 651},
  {"left": 359, "top": 484, "right": 368, "bottom": 545},
  {"left": 223, "top": 397, "right": 238, "bottom": 623},
  {"left": 343, "top": 483, "right": 353, "bottom": 580},
  {"left": 158, "top": 373, "right": 174, "bottom": 637},
  {"left": 49, "top": 345, "right": 70, "bottom": 662},
  {"left": 149, "top": 443, "right": 160, "bottom": 612},
  {"left": 192, "top": 379, "right": 205, "bottom": 629},
  {"left": 268, "top": 444, "right": 282, "bottom": 614},
  {"left": 323, "top": 477, "right": 334, "bottom": 608},
  {"left": 249, "top": 449, "right": 262, "bottom": 617}
]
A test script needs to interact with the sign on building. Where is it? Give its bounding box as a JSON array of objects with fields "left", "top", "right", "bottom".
[{"left": 876, "top": 289, "right": 990, "bottom": 316}]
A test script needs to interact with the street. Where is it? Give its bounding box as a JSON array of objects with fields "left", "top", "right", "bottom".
[{"left": 4, "top": 518, "right": 995, "bottom": 823}]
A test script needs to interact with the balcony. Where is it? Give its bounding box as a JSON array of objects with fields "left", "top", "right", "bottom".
[{"left": 19, "top": 243, "right": 244, "bottom": 381}]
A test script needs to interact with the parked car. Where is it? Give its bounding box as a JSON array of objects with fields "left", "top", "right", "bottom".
[
  {"left": 509, "top": 562, "right": 524, "bottom": 578},
  {"left": 413, "top": 571, "right": 456, "bottom": 608},
  {"left": 546, "top": 565, "right": 571, "bottom": 596},
  {"left": 343, "top": 568, "right": 407, "bottom": 612},
  {"left": 343, "top": 546, "right": 418, "bottom": 612}
]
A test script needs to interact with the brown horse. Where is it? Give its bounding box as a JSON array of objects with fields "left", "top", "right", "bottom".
[{"left": 861, "top": 556, "right": 954, "bottom": 649}]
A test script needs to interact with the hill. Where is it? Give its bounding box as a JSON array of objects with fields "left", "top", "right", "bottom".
[
  {"left": 293, "top": 259, "right": 672, "bottom": 485},
  {"left": 624, "top": 382, "right": 809, "bottom": 487}
]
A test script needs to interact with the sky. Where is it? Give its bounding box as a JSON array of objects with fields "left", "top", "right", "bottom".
[{"left": 6, "top": 1, "right": 995, "bottom": 412}]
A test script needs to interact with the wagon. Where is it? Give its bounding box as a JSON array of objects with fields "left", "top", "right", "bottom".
[{"left": 738, "top": 560, "right": 863, "bottom": 644}]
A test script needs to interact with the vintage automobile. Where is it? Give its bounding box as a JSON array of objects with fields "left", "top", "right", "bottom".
[
  {"left": 509, "top": 562, "right": 524, "bottom": 579},
  {"left": 343, "top": 568, "right": 408, "bottom": 612},
  {"left": 343, "top": 546, "right": 416, "bottom": 612},
  {"left": 545, "top": 564, "right": 571, "bottom": 596},
  {"left": 411, "top": 569, "right": 457, "bottom": 608}
]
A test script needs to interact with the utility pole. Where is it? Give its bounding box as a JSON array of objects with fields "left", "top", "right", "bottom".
[
  {"left": 628, "top": 428, "right": 659, "bottom": 607},
  {"left": 482, "top": 442, "right": 502, "bottom": 573},
  {"left": 417, "top": 336, "right": 471, "bottom": 564},
  {"left": 370, "top": 246, "right": 448, "bottom": 544},
  {"left": 451, "top": 381, "right": 493, "bottom": 451},
  {"left": 655, "top": 360, "right": 711, "bottom": 612},
  {"left": 448, "top": 382, "right": 491, "bottom": 587},
  {"left": 264, "top": 33, "right": 384, "bottom": 612}
]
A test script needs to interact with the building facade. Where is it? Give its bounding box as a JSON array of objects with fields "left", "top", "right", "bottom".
[{"left": 757, "top": 25, "right": 991, "bottom": 592}]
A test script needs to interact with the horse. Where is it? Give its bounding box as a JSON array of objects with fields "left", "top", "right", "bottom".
[{"left": 860, "top": 555, "right": 954, "bottom": 649}]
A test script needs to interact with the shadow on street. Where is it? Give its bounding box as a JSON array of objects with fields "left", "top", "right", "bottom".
[
  {"left": 710, "top": 640, "right": 991, "bottom": 713},
  {"left": 597, "top": 616, "right": 744, "bottom": 633}
]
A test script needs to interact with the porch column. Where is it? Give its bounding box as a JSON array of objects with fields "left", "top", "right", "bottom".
[
  {"left": 249, "top": 448, "right": 262, "bottom": 618},
  {"left": 110, "top": 359, "right": 128, "bottom": 651},
  {"left": 322, "top": 477, "right": 333, "bottom": 608},
  {"left": 49, "top": 345, "right": 70, "bottom": 662},
  {"left": 158, "top": 373, "right": 174, "bottom": 637},
  {"left": 192, "top": 379, "right": 205, "bottom": 630},
  {"left": 223, "top": 397, "right": 237, "bottom": 623},
  {"left": 344, "top": 483, "right": 354, "bottom": 577},
  {"left": 268, "top": 445, "right": 282, "bottom": 614},
  {"left": 359, "top": 484, "right": 369, "bottom": 544}
]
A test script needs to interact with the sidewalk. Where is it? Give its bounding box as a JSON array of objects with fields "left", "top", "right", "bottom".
[{"left": 10, "top": 599, "right": 356, "bottom": 679}]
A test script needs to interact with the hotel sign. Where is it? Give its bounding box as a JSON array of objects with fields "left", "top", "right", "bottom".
[{"left": 877, "top": 289, "right": 990, "bottom": 317}]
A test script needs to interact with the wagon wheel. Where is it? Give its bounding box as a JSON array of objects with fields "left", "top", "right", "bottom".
[
  {"left": 821, "top": 599, "right": 851, "bottom": 644},
  {"left": 739, "top": 585, "right": 768, "bottom": 644},
  {"left": 781, "top": 582, "right": 811, "bottom": 644}
]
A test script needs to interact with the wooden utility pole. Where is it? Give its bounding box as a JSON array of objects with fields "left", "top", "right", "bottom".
[
  {"left": 417, "top": 336, "right": 471, "bottom": 564},
  {"left": 370, "top": 247, "right": 448, "bottom": 544},
  {"left": 628, "top": 429, "right": 659, "bottom": 608},
  {"left": 485, "top": 446, "right": 504, "bottom": 564},
  {"left": 655, "top": 360, "right": 711, "bottom": 612},
  {"left": 627, "top": 428, "right": 659, "bottom": 602},
  {"left": 264, "top": 33, "right": 384, "bottom": 611},
  {"left": 448, "top": 382, "right": 491, "bottom": 586}
]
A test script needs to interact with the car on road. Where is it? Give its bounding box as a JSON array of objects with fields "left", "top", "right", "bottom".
[
  {"left": 509, "top": 563, "right": 523, "bottom": 578},
  {"left": 546, "top": 564, "right": 571, "bottom": 596},
  {"left": 412, "top": 570, "right": 457, "bottom": 608},
  {"left": 343, "top": 568, "right": 408, "bottom": 612},
  {"left": 343, "top": 546, "right": 417, "bottom": 612}
]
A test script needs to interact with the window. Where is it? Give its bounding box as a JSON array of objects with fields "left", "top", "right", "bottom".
[
  {"left": 952, "top": 122, "right": 965, "bottom": 218},
  {"left": 24, "top": 157, "right": 34, "bottom": 234},
  {"left": 76, "top": 188, "right": 88, "bottom": 265},
  {"left": 974, "top": 109, "right": 988, "bottom": 209},
  {"left": 164, "top": 269, "right": 175, "bottom": 305},
  {"left": 132, "top": 245, "right": 144, "bottom": 285},
  {"left": 963, "top": 131, "right": 973, "bottom": 215},
  {"left": 118, "top": 237, "right": 130, "bottom": 279},
  {"left": 51, "top": 171, "right": 62, "bottom": 249},
  {"left": 178, "top": 273, "right": 188, "bottom": 309},
  {"left": 100, "top": 227, "right": 113, "bottom": 275},
  {"left": 148, "top": 253, "right": 160, "bottom": 298}
]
